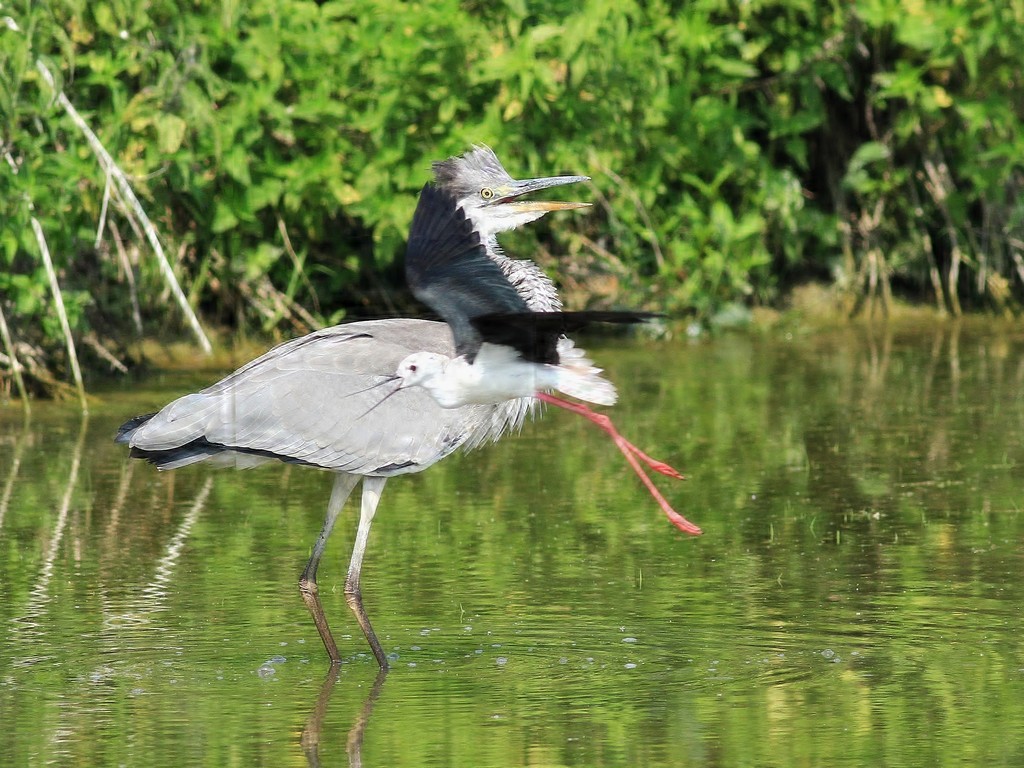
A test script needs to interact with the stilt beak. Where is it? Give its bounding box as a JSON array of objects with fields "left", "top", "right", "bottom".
[{"left": 355, "top": 376, "right": 404, "bottom": 420}]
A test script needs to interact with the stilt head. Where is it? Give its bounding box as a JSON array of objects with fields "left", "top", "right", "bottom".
[
  {"left": 395, "top": 352, "right": 448, "bottom": 390},
  {"left": 395, "top": 351, "right": 475, "bottom": 409}
]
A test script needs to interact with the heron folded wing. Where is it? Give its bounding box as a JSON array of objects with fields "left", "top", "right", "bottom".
[{"left": 120, "top": 319, "right": 516, "bottom": 476}]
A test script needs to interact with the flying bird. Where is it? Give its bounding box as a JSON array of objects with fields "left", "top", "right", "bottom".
[{"left": 395, "top": 183, "right": 702, "bottom": 536}]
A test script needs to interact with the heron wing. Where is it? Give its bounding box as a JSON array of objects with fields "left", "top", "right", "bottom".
[
  {"left": 122, "top": 319, "right": 508, "bottom": 475},
  {"left": 405, "top": 183, "right": 529, "bottom": 360}
]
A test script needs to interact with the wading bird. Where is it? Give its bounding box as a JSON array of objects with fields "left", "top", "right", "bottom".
[
  {"left": 116, "top": 148, "right": 589, "bottom": 670},
  {"left": 394, "top": 183, "right": 701, "bottom": 535}
]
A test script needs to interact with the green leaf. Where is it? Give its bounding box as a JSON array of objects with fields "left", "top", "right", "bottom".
[
  {"left": 706, "top": 55, "right": 758, "bottom": 79},
  {"left": 156, "top": 114, "right": 187, "bottom": 154},
  {"left": 212, "top": 202, "right": 240, "bottom": 233}
]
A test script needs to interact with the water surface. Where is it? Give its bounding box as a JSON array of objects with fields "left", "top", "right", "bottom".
[{"left": 2, "top": 323, "right": 1023, "bottom": 766}]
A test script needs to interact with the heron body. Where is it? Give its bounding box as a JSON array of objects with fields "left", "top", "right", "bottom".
[
  {"left": 117, "top": 147, "right": 591, "bottom": 670},
  {"left": 116, "top": 319, "right": 528, "bottom": 669},
  {"left": 118, "top": 319, "right": 519, "bottom": 473}
]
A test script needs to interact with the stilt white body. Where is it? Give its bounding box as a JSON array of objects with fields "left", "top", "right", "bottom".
[
  {"left": 396, "top": 340, "right": 617, "bottom": 408},
  {"left": 395, "top": 339, "right": 701, "bottom": 536}
]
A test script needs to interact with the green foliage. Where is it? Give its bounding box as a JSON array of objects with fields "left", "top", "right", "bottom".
[{"left": 3, "top": 0, "right": 1024, "bottom": 391}]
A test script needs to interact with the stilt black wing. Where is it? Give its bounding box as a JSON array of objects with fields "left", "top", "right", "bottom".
[
  {"left": 470, "top": 311, "right": 661, "bottom": 364},
  {"left": 405, "top": 184, "right": 529, "bottom": 360},
  {"left": 406, "top": 184, "right": 660, "bottom": 366}
]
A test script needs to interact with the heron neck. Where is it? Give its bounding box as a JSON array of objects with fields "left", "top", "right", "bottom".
[{"left": 485, "top": 236, "right": 563, "bottom": 313}]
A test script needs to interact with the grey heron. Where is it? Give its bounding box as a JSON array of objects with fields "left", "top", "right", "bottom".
[
  {"left": 116, "top": 147, "right": 588, "bottom": 670},
  {"left": 394, "top": 184, "right": 701, "bottom": 535}
]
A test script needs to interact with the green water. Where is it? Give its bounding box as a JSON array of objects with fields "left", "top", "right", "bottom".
[{"left": 2, "top": 324, "right": 1024, "bottom": 766}]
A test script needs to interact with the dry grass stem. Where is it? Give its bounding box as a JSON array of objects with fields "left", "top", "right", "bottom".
[
  {"left": 35, "top": 60, "right": 212, "bottom": 354},
  {"left": 31, "top": 217, "right": 88, "bottom": 412}
]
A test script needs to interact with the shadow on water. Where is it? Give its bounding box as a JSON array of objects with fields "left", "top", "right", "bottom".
[
  {"left": 301, "top": 667, "right": 387, "bottom": 768},
  {"left": 3, "top": 323, "right": 1024, "bottom": 765}
]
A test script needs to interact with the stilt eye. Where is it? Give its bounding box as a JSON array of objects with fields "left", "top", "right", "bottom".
[
  {"left": 408, "top": 364, "right": 418, "bottom": 372},
  {"left": 480, "top": 187, "right": 494, "bottom": 200}
]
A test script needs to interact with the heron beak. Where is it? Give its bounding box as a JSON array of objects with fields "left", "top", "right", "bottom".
[
  {"left": 492, "top": 175, "right": 591, "bottom": 212},
  {"left": 508, "top": 200, "right": 592, "bottom": 213}
]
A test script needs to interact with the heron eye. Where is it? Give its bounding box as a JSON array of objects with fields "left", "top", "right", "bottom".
[{"left": 480, "top": 187, "right": 494, "bottom": 200}]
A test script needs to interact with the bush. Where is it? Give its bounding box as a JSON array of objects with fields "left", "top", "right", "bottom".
[{"left": 2, "top": 0, "right": 1024, "bottom": 395}]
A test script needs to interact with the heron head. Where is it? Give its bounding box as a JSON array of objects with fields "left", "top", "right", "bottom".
[{"left": 432, "top": 145, "right": 590, "bottom": 238}]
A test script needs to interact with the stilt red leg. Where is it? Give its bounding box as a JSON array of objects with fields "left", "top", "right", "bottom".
[{"left": 536, "top": 392, "right": 702, "bottom": 535}]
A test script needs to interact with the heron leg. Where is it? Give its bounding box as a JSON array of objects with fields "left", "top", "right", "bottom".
[
  {"left": 345, "top": 475, "right": 390, "bottom": 671},
  {"left": 536, "top": 392, "right": 702, "bottom": 535},
  {"left": 300, "top": 473, "right": 360, "bottom": 664}
]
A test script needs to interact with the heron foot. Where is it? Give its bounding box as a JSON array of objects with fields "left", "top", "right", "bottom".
[
  {"left": 299, "top": 575, "right": 343, "bottom": 664},
  {"left": 344, "top": 581, "right": 390, "bottom": 671}
]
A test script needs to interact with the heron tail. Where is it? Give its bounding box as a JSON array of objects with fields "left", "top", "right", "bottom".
[{"left": 115, "top": 412, "right": 156, "bottom": 444}]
